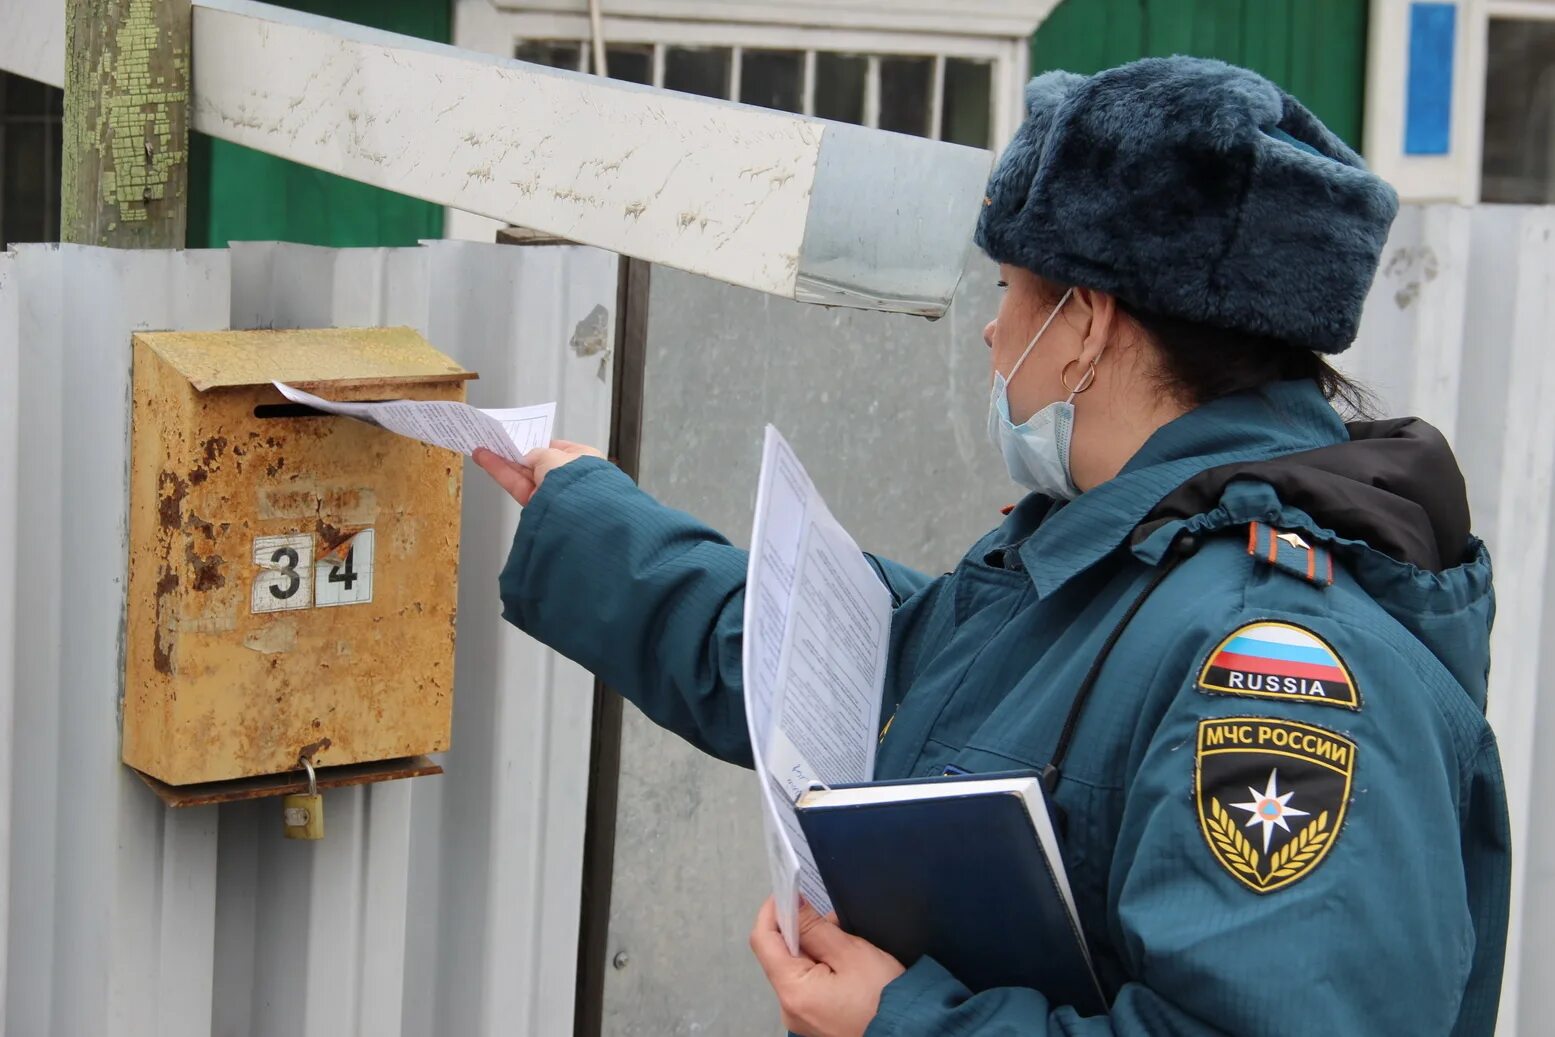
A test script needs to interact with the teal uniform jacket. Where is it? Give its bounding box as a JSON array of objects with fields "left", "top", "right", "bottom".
[{"left": 499, "top": 380, "right": 1510, "bottom": 1036}]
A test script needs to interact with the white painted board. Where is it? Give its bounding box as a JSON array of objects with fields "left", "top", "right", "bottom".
[{"left": 190, "top": 0, "right": 988, "bottom": 315}]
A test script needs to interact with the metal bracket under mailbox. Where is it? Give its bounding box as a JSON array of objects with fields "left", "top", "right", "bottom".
[{"left": 133, "top": 755, "right": 444, "bottom": 808}]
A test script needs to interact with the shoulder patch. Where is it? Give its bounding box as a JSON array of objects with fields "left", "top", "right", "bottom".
[
  {"left": 1195, "top": 717, "right": 1355, "bottom": 894},
  {"left": 1247, "top": 521, "right": 1333, "bottom": 587},
  {"left": 1198, "top": 620, "right": 1360, "bottom": 710}
]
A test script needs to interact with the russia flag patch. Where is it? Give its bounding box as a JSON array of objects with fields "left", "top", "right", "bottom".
[{"left": 1198, "top": 621, "right": 1359, "bottom": 711}]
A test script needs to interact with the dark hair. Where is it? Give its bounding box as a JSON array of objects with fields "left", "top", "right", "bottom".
[
  {"left": 1029, "top": 275, "right": 1374, "bottom": 417},
  {"left": 1122, "top": 304, "right": 1376, "bottom": 418}
]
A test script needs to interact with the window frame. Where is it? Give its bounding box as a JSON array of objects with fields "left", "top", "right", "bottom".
[
  {"left": 458, "top": 4, "right": 1030, "bottom": 148},
  {"left": 1488, "top": 0, "right": 1555, "bottom": 18},
  {"left": 1364, "top": 0, "right": 1555, "bottom": 204},
  {"left": 1479, "top": 2, "right": 1555, "bottom": 203}
]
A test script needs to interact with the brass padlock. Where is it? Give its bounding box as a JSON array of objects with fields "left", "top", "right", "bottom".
[{"left": 283, "top": 756, "right": 325, "bottom": 840}]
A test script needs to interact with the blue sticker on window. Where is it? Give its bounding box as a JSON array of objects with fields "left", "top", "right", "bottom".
[
  {"left": 1405, "top": 2, "right": 1456, "bottom": 156},
  {"left": 943, "top": 764, "right": 970, "bottom": 776}
]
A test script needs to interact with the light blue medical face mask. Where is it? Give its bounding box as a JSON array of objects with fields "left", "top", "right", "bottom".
[{"left": 985, "top": 288, "right": 1099, "bottom": 500}]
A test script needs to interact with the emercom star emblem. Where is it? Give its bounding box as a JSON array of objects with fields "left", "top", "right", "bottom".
[{"left": 1230, "top": 769, "right": 1310, "bottom": 852}]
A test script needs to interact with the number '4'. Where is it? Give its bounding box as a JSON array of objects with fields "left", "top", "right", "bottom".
[{"left": 328, "top": 548, "right": 358, "bottom": 590}]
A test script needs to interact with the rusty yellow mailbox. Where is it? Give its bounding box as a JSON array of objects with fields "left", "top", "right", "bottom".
[{"left": 123, "top": 327, "right": 471, "bottom": 793}]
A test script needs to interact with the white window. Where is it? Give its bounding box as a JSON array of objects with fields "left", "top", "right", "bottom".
[
  {"left": 1481, "top": 2, "right": 1555, "bottom": 202},
  {"left": 455, "top": 1, "right": 1061, "bottom": 149},
  {"left": 513, "top": 36, "right": 999, "bottom": 148},
  {"left": 1365, "top": 0, "right": 1555, "bottom": 203}
]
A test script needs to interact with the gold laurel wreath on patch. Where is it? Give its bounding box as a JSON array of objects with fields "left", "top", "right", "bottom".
[
  {"left": 1207, "top": 798, "right": 1261, "bottom": 879},
  {"left": 1208, "top": 798, "right": 1330, "bottom": 887},
  {"left": 1266, "top": 810, "right": 1330, "bottom": 881}
]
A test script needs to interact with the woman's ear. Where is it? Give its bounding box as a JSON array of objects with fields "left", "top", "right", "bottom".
[{"left": 1073, "top": 287, "right": 1117, "bottom": 365}]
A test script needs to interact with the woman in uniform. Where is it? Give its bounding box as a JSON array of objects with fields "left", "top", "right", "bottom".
[{"left": 476, "top": 57, "right": 1510, "bottom": 1036}]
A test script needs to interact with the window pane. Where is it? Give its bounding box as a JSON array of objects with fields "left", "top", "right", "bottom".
[
  {"left": 740, "top": 49, "right": 803, "bottom": 113},
  {"left": 879, "top": 56, "right": 933, "bottom": 136},
  {"left": 3, "top": 72, "right": 50, "bottom": 115},
  {"left": 665, "top": 46, "right": 732, "bottom": 99},
  {"left": 1, "top": 72, "right": 63, "bottom": 249},
  {"left": 601, "top": 45, "right": 653, "bottom": 85},
  {"left": 942, "top": 58, "right": 992, "bottom": 147},
  {"left": 515, "top": 40, "right": 584, "bottom": 71},
  {"left": 1481, "top": 19, "right": 1555, "bottom": 203},
  {"left": 815, "top": 52, "right": 866, "bottom": 124},
  {"left": 3, "top": 122, "right": 48, "bottom": 246}
]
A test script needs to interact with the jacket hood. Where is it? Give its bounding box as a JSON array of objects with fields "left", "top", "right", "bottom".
[
  {"left": 1140, "top": 417, "right": 1493, "bottom": 707},
  {"left": 1147, "top": 417, "right": 1472, "bottom": 572}
]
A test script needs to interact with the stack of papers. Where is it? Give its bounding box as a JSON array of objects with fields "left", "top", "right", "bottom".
[{"left": 742, "top": 426, "right": 892, "bottom": 952}]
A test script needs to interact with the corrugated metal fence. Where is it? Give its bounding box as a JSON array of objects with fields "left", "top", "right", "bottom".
[
  {"left": 0, "top": 207, "right": 1553, "bottom": 1035},
  {"left": 0, "top": 240, "right": 617, "bottom": 1037},
  {"left": 1345, "top": 204, "right": 1555, "bottom": 1037}
]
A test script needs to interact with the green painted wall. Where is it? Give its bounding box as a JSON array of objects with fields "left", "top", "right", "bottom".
[
  {"left": 187, "top": 0, "right": 449, "bottom": 248},
  {"left": 1031, "top": 0, "right": 1369, "bottom": 149}
]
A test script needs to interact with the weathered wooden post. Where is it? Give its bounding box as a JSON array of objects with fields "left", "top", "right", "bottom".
[{"left": 62, "top": 0, "right": 190, "bottom": 247}]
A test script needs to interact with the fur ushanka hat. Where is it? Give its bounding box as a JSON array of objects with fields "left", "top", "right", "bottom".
[{"left": 976, "top": 57, "right": 1398, "bottom": 354}]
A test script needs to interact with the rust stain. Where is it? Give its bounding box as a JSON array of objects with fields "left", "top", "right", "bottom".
[
  {"left": 157, "top": 471, "right": 187, "bottom": 531},
  {"left": 316, "top": 518, "right": 345, "bottom": 551},
  {"left": 184, "top": 542, "right": 226, "bottom": 592},
  {"left": 298, "top": 737, "right": 332, "bottom": 762},
  {"left": 188, "top": 468, "right": 208, "bottom": 485},
  {"left": 186, "top": 512, "right": 218, "bottom": 541},
  {"left": 318, "top": 528, "right": 362, "bottom": 564},
  {"left": 152, "top": 569, "right": 179, "bottom": 675},
  {"left": 202, "top": 435, "right": 228, "bottom": 464},
  {"left": 266, "top": 457, "right": 285, "bottom": 478}
]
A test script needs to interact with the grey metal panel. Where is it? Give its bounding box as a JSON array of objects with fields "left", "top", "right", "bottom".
[
  {"left": 1527, "top": 485, "right": 1555, "bottom": 1037},
  {"left": 221, "top": 240, "right": 613, "bottom": 1037},
  {"left": 414, "top": 239, "right": 613, "bottom": 1037},
  {"left": 601, "top": 254, "right": 1008, "bottom": 1036},
  {"left": 4, "top": 244, "right": 231, "bottom": 1037},
  {"left": 0, "top": 252, "right": 17, "bottom": 1028},
  {"left": 1351, "top": 209, "right": 1555, "bottom": 1037}
]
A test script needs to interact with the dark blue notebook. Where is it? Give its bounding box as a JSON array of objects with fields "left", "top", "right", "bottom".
[{"left": 794, "top": 770, "right": 1107, "bottom": 1017}]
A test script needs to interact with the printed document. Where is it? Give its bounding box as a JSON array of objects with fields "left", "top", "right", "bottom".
[
  {"left": 274, "top": 382, "right": 555, "bottom": 463},
  {"left": 743, "top": 426, "right": 892, "bottom": 952}
]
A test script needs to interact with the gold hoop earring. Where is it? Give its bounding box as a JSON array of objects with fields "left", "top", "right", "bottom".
[{"left": 1061, "top": 359, "right": 1098, "bottom": 395}]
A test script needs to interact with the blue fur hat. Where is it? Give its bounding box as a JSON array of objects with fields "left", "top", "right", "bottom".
[{"left": 976, "top": 57, "right": 1398, "bottom": 354}]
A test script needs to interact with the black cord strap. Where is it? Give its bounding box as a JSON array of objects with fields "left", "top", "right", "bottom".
[{"left": 1041, "top": 534, "right": 1200, "bottom": 794}]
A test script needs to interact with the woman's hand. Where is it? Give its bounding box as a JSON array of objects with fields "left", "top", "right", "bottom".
[
  {"left": 472, "top": 440, "right": 604, "bottom": 507},
  {"left": 750, "top": 898, "right": 906, "bottom": 1037}
]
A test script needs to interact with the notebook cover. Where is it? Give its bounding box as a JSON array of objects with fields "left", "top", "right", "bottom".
[{"left": 796, "top": 778, "right": 1107, "bottom": 1017}]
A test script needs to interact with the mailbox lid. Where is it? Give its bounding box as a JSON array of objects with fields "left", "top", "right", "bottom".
[{"left": 136, "top": 326, "right": 474, "bottom": 392}]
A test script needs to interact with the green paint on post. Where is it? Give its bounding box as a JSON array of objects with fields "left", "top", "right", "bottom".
[{"left": 63, "top": 0, "right": 190, "bottom": 246}]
